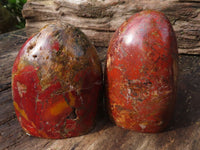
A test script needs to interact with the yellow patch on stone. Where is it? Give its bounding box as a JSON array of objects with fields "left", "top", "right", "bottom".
[
  {"left": 69, "top": 92, "right": 76, "bottom": 107},
  {"left": 13, "top": 101, "right": 29, "bottom": 121},
  {"left": 50, "top": 99, "right": 70, "bottom": 116}
]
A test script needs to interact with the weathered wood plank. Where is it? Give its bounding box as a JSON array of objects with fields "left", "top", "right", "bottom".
[
  {"left": 22, "top": 0, "right": 200, "bottom": 54},
  {"left": 1, "top": 28, "right": 200, "bottom": 150}
]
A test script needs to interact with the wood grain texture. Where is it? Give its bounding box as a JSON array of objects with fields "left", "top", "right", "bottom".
[
  {"left": 22, "top": 0, "right": 200, "bottom": 54},
  {"left": 1, "top": 28, "right": 200, "bottom": 150}
]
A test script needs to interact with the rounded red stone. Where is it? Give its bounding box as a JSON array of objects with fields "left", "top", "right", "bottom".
[
  {"left": 12, "top": 24, "right": 102, "bottom": 138},
  {"left": 106, "top": 10, "right": 178, "bottom": 133}
]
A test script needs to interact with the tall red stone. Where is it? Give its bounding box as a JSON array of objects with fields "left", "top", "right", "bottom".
[{"left": 106, "top": 10, "right": 178, "bottom": 133}]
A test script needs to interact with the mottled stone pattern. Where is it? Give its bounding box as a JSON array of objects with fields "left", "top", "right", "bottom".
[
  {"left": 106, "top": 10, "right": 178, "bottom": 133},
  {"left": 12, "top": 24, "right": 103, "bottom": 139}
]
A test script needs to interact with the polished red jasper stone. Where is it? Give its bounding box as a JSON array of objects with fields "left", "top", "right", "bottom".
[
  {"left": 106, "top": 10, "right": 178, "bottom": 133},
  {"left": 12, "top": 24, "right": 102, "bottom": 138}
]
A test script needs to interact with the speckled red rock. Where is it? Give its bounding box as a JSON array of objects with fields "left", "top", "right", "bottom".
[
  {"left": 106, "top": 10, "right": 178, "bottom": 133},
  {"left": 12, "top": 24, "right": 102, "bottom": 138}
]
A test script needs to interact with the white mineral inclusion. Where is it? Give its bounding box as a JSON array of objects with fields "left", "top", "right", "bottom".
[
  {"left": 25, "top": 33, "right": 50, "bottom": 62},
  {"left": 127, "top": 88, "right": 131, "bottom": 95},
  {"left": 139, "top": 123, "right": 146, "bottom": 129},
  {"left": 26, "top": 132, "right": 31, "bottom": 136}
]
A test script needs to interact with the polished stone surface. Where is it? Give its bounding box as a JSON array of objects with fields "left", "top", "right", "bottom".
[
  {"left": 106, "top": 10, "right": 178, "bottom": 133},
  {"left": 12, "top": 24, "right": 102, "bottom": 139}
]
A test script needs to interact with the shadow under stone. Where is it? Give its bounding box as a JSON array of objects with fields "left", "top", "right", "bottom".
[{"left": 167, "top": 55, "right": 200, "bottom": 131}]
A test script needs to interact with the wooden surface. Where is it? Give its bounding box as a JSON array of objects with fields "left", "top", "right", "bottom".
[
  {"left": 1, "top": 27, "right": 200, "bottom": 150},
  {"left": 22, "top": 0, "right": 200, "bottom": 54}
]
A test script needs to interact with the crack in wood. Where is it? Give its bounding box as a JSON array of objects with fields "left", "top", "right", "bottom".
[
  {"left": 0, "top": 114, "right": 16, "bottom": 126},
  {"left": 0, "top": 83, "right": 11, "bottom": 92}
]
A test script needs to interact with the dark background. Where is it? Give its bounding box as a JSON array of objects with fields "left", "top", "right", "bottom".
[{"left": 0, "top": 0, "right": 26, "bottom": 33}]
